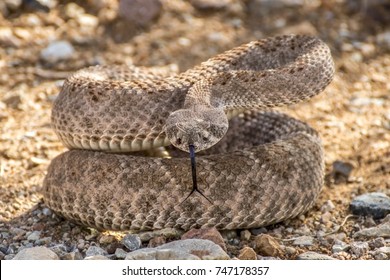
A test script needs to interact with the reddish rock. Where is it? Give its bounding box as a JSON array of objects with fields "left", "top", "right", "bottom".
[
  {"left": 238, "top": 246, "right": 257, "bottom": 260},
  {"left": 253, "top": 234, "right": 284, "bottom": 257},
  {"left": 182, "top": 227, "right": 226, "bottom": 251}
]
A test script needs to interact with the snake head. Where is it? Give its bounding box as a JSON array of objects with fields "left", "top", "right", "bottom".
[{"left": 165, "top": 106, "right": 228, "bottom": 153}]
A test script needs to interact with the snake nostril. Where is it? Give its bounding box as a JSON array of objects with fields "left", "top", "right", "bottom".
[{"left": 176, "top": 138, "right": 182, "bottom": 145}]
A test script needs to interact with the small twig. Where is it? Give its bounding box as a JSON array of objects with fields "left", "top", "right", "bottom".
[{"left": 279, "top": 214, "right": 357, "bottom": 242}]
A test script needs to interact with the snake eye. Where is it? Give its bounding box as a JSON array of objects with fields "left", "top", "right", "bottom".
[{"left": 176, "top": 138, "right": 182, "bottom": 145}]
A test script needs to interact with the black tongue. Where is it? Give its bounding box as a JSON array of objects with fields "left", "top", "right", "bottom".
[
  {"left": 180, "top": 144, "right": 211, "bottom": 204},
  {"left": 189, "top": 144, "right": 198, "bottom": 190}
]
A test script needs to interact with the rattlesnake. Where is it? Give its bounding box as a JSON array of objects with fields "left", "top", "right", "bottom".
[{"left": 43, "top": 35, "right": 334, "bottom": 231}]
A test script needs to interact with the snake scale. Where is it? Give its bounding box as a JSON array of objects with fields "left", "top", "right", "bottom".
[{"left": 43, "top": 35, "right": 335, "bottom": 231}]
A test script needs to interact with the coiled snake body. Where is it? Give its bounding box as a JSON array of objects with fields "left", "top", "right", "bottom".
[{"left": 43, "top": 35, "right": 334, "bottom": 231}]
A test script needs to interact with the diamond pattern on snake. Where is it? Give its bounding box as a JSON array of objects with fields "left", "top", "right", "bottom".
[{"left": 43, "top": 34, "right": 335, "bottom": 231}]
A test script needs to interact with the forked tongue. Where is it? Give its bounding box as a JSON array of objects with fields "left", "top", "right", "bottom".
[{"left": 180, "top": 144, "right": 211, "bottom": 204}]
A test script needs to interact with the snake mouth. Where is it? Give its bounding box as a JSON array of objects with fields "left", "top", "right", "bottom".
[{"left": 180, "top": 144, "right": 211, "bottom": 204}]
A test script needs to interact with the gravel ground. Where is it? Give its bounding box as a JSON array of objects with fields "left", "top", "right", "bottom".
[{"left": 0, "top": 0, "right": 389, "bottom": 260}]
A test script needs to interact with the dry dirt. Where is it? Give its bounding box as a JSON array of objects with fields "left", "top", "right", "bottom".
[{"left": 0, "top": 0, "right": 389, "bottom": 259}]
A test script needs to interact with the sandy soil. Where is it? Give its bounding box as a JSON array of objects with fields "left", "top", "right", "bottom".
[{"left": 0, "top": 0, "right": 389, "bottom": 259}]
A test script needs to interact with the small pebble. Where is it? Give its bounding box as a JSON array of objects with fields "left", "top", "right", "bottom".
[
  {"left": 99, "top": 235, "right": 116, "bottom": 245},
  {"left": 63, "top": 251, "right": 83, "bottom": 260},
  {"left": 42, "top": 208, "right": 52, "bottom": 216},
  {"left": 115, "top": 248, "right": 128, "bottom": 259},
  {"left": 13, "top": 246, "right": 59, "bottom": 260},
  {"left": 375, "top": 252, "right": 389, "bottom": 260},
  {"left": 250, "top": 227, "right": 267, "bottom": 235},
  {"left": 350, "top": 192, "right": 390, "bottom": 219},
  {"left": 47, "top": 244, "right": 68, "bottom": 258},
  {"left": 238, "top": 246, "right": 257, "bottom": 260},
  {"left": 350, "top": 241, "right": 369, "bottom": 257},
  {"left": 118, "top": 0, "right": 162, "bottom": 26},
  {"left": 35, "top": 237, "right": 52, "bottom": 246},
  {"left": 40, "top": 40, "right": 75, "bottom": 63},
  {"left": 4, "top": 254, "right": 16, "bottom": 260},
  {"left": 126, "top": 248, "right": 200, "bottom": 260},
  {"left": 297, "top": 251, "right": 336, "bottom": 260},
  {"left": 148, "top": 236, "right": 166, "bottom": 248},
  {"left": 332, "top": 241, "right": 350, "bottom": 253},
  {"left": 27, "top": 231, "right": 41, "bottom": 241},
  {"left": 284, "top": 246, "right": 296, "bottom": 255},
  {"left": 85, "top": 246, "right": 107, "bottom": 257},
  {"left": 126, "top": 239, "right": 228, "bottom": 260},
  {"left": 240, "top": 230, "right": 251, "bottom": 241},
  {"left": 122, "top": 234, "right": 141, "bottom": 251},
  {"left": 375, "top": 246, "right": 390, "bottom": 257},
  {"left": 293, "top": 236, "right": 314, "bottom": 247},
  {"left": 331, "top": 160, "right": 354, "bottom": 182},
  {"left": 84, "top": 255, "right": 110, "bottom": 260},
  {"left": 368, "top": 237, "right": 386, "bottom": 249},
  {"left": 253, "top": 234, "right": 283, "bottom": 257},
  {"left": 321, "top": 200, "right": 336, "bottom": 213},
  {"left": 182, "top": 227, "right": 226, "bottom": 251}
]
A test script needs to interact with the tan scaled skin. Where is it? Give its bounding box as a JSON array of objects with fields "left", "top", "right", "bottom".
[{"left": 43, "top": 35, "right": 334, "bottom": 231}]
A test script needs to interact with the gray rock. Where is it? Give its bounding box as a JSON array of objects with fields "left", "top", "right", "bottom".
[
  {"left": 27, "top": 231, "right": 41, "bottom": 241},
  {"left": 250, "top": 227, "right": 268, "bottom": 235},
  {"left": 297, "top": 251, "right": 335, "bottom": 260},
  {"left": 375, "top": 252, "right": 389, "bottom": 260},
  {"left": 40, "top": 40, "right": 75, "bottom": 63},
  {"left": 368, "top": 237, "right": 386, "bottom": 249},
  {"left": 293, "top": 236, "right": 314, "bottom": 246},
  {"left": 85, "top": 246, "right": 107, "bottom": 257},
  {"left": 125, "top": 248, "right": 200, "bottom": 260},
  {"left": 35, "top": 237, "right": 52, "bottom": 246},
  {"left": 49, "top": 244, "right": 69, "bottom": 258},
  {"left": 42, "top": 208, "right": 52, "bottom": 216},
  {"left": 375, "top": 246, "right": 390, "bottom": 257},
  {"left": 350, "top": 241, "right": 369, "bottom": 257},
  {"left": 13, "top": 247, "right": 59, "bottom": 260},
  {"left": 0, "top": 244, "right": 8, "bottom": 254},
  {"left": 158, "top": 239, "right": 228, "bottom": 259},
  {"left": 350, "top": 192, "right": 390, "bottom": 219},
  {"left": 331, "top": 160, "right": 354, "bottom": 182},
  {"left": 118, "top": 0, "right": 162, "bottom": 26},
  {"left": 354, "top": 221, "right": 390, "bottom": 238},
  {"left": 84, "top": 255, "right": 110, "bottom": 260},
  {"left": 4, "top": 254, "right": 15, "bottom": 260},
  {"left": 332, "top": 241, "right": 350, "bottom": 253},
  {"left": 126, "top": 239, "right": 228, "bottom": 260},
  {"left": 115, "top": 248, "right": 127, "bottom": 259},
  {"left": 122, "top": 234, "right": 141, "bottom": 251}
]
